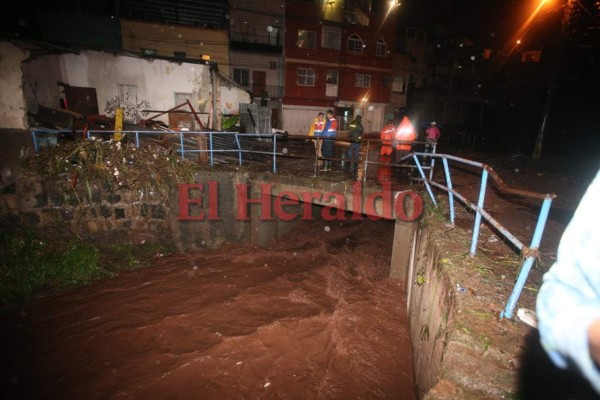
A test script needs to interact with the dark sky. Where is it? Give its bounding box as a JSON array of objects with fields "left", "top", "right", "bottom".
[{"left": 399, "top": 0, "right": 566, "bottom": 48}]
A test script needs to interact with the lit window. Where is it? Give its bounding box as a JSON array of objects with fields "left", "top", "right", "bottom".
[
  {"left": 322, "top": 26, "right": 341, "bottom": 49},
  {"left": 297, "top": 68, "right": 315, "bottom": 86},
  {"left": 347, "top": 33, "right": 363, "bottom": 53},
  {"left": 355, "top": 74, "right": 371, "bottom": 88},
  {"left": 297, "top": 30, "right": 316, "bottom": 49},
  {"left": 376, "top": 38, "right": 387, "bottom": 57}
]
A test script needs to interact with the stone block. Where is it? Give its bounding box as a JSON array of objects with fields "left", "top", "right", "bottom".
[
  {"left": 107, "top": 193, "right": 121, "bottom": 203},
  {"left": 150, "top": 204, "right": 166, "bottom": 219},
  {"left": 87, "top": 220, "right": 100, "bottom": 234},
  {"left": 22, "top": 211, "right": 41, "bottom": 226},
  {"left": 4, "top": 194, "right": 17, "bottom": 210},
  {"left": 19, "top": 196, "right": 37, "bottom": 212}
]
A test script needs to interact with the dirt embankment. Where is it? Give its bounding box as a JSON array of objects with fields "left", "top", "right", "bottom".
[{"left": 1, "top": 218, "right": 414, "bottom": 400}]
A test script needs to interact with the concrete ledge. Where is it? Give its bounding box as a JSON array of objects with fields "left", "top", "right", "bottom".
[{"left": 408, "top": 208, "right": 532, "bottom": 399}]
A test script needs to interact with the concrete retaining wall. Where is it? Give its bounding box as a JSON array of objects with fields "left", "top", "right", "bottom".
[{"left": 405, "top": 225, "right": 454, "bottom": 398}]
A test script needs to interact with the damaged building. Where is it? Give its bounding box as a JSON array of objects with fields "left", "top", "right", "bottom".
[{"left": 1, "top": 40, "right": 251, "bottom": 133}]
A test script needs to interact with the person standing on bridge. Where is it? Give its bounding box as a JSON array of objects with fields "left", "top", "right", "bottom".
[
  {"left": 345, "top": 114, "right": 363, "bottom": 179},
  {"left": 425, "top": 121, "right": 441, "bottom": 153},
  {"left": 321, "top": 110, "right": 337, "bottom": 172},
  {"left": 378, "top": 120, "right": 395, "bottom": 182},
  {"left": 309, "top": 112, "right": 325, "bottom": 169}
]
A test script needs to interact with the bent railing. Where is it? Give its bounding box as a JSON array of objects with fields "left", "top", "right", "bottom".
[{"left": 408, "top": 152, "right": 555, "bottom": 319}]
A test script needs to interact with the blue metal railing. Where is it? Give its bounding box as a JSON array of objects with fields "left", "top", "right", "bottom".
[
  {"left": 31, "top": 128, "right": 552, "bottom": 318},
  {"left": 31, "top": 128, "right": 282, "bottom": 173},
  {"left": 406, "top": 152, "right": 556, "bottom": 319}
]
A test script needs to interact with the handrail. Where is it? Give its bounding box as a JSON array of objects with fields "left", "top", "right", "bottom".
[{"left": 408, "top": 152, "right": 555, "bottom": 319}]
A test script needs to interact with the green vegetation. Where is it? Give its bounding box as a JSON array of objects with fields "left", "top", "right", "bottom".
[{"left": 0, "top": 230, "right": 172, "bottom": 305}]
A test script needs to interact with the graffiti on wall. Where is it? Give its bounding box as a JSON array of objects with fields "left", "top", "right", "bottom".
[{"left": 105, "top": 84, "right": 151, "bottom": 123}]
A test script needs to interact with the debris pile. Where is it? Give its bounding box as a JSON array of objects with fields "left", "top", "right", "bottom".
[{"left": 25, "top": 138, "right": 200, "bottom": 197}]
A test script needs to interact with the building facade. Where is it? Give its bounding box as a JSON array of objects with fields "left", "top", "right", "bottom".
[
  {"left": 228, "top": 0, "right": 285, "bottom": 129},
  {"left": 282, "top": 0, "right": 399, "bottom": 135}
]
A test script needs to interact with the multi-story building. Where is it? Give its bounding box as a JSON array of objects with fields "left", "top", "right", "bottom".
[
  {"left": 282, "top": 0, "right": 400, "bottom": 134},
  {"left": 119, "top": 0, "right": 230, "bottom": 75},
  {"left": 228, "top": 0, "right": 285, "bottom": 128}
]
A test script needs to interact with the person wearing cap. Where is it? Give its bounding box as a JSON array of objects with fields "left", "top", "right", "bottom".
[
  {"left": 345, "top": 114, "right": 363, "bottom": 179},
  {"left": 425, "top": 121, "right": 441, "bottom": 153}
]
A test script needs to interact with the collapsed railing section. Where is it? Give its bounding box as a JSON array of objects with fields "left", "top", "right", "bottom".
[{"left": 408, "top": 152, "right": 556, "bottom": 319}]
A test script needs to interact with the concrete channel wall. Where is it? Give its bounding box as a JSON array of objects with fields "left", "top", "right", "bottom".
[
  {"left": 1, "top": 165, "right": 477, "bottom": 398},
  {"left": 405, "top": 224, "right": 454, "bottom": 398}
]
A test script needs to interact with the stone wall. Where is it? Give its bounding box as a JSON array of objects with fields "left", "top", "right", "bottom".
[
  {"left": 1, "top": 171, "right": 171, "bottom": 245},
  {"left": 0, "top": 168, "right": 257, "bottom": 250}
]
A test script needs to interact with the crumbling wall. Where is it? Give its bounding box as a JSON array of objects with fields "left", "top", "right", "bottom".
[{"left": 0, "top": 42, "right": 28, "bottom": 129}]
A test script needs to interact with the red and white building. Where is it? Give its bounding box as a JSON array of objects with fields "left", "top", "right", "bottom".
[{"left": 282, "top": 0, "right": 399, "bottom": 134}]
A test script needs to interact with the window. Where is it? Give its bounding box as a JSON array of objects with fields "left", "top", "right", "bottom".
[
  {"left": 297, "top": 68, "right": 315, "bottom": 86},
  {"left": 376, "top": 38, "right": 387, "bottom": 57},
  {"left": 233, "top": 68, "right": 250, "bottom": 86},
  {"left": 269, "top": 61, "right": 277, "bottom": 70},
  {"left": 322, "top": 26, "right": 341, "bottom": 49},
  {"left": 326, "top": 70, "right": 338, "bottom": 84},
  {"left": 297, "top": 30, "right": 316, "bottom": 49},
  {"left": 355, "top": 74, "right": 371, "bottom": 88},
  {"left": 347, "top": 33, "right": 363, "bottom": 53},
  {"left": 392, "top": 77, "right": 405, "bottom": 93}
]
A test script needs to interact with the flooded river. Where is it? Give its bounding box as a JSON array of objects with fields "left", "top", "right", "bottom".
[{"left": 1, "top": 218, "right": 414, "bottom": 399}]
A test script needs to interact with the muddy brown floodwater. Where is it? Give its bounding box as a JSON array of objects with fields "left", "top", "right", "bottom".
[{"left": 1, "top": 218, "right": 414, "bottom": 400}]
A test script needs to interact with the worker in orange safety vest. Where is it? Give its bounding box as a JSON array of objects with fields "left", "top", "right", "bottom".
[{"left": 378, "top": 120, "right": 396, "bottom": 182}]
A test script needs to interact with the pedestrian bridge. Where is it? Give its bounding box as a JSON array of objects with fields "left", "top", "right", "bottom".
[{"left": 31, "top": 128, "right": 555, "bottom": 318}]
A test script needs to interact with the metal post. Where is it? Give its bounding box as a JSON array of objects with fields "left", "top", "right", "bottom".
[
  {"left": 502, "top": 196, "right": 553, "bottom": 319},
  {"left": 31, "top": 130, "right": 39, "bottom": 152},
  {"left": 313, "top": 139, "right": 318, "bottom": 177},
  {"left": 179, "top": 132, "right": 185, "bottom": 159},
  {"left": 413, "top": 154, "right": 437, "bottom": 207},
  {"left": 362, "top": 140, "right": 370, "bottom": 183},
  {"left": 235, "top": 133, "right": 242, "bottom": 165},
  {"left": 469, "top": 168, "right": 489, "bottom": 257},
  {"left": 429, "top": 143, "right": 437, "bottom": 180},
  {"left": 135, "top": 131, "right": 140, "bottom": 148},
  {"left": 272, "top": 133, "right": 277, "bottom": 173},
  {"left": 209, "top": 132, "right": 214, "bottom": 166},
  {"left": 442, "top": 157, "right": 455, "bottom": 225}
]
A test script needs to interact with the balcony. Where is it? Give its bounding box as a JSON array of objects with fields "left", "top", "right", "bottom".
[
  {"left": 239, "top": 84, "right": 284, "bottom": 99},
  {"left": 230, "top": 32, "right": 282, "bottom": 53}
]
